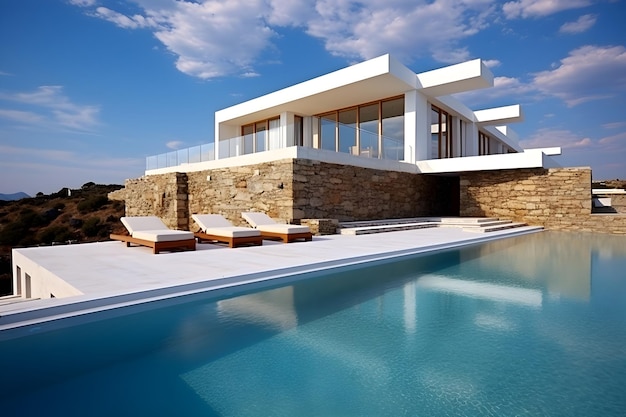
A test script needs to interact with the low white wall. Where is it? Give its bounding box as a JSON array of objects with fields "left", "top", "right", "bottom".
[{"left": 12, "top": 249, "right": 83, "bottom": 300}]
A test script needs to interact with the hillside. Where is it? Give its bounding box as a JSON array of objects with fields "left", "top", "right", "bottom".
[{"left": 0, "top": 182, "right": 126, "bottom": 296}]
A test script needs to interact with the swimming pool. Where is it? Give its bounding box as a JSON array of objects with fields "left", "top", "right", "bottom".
[{"left": 1, "top": 231, "right": 625, "bottom": 416}]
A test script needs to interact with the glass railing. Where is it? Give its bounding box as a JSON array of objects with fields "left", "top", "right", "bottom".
[
  {"left": 146, "top": 143, "right": 215, "bottom": 170},
  {"left": 146, "top": 120, "right": 405, "bottom": 170}
]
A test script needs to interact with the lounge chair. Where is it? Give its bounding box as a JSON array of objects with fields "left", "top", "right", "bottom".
[
  {"left": 110, "top": 216, "right": 196, "bottom": 254},
  {"left": 242, "top": 212, "right": 313, "bottom": 243},
  {"left": 192, "top": 214, "right": 263, "bottom": 248}
]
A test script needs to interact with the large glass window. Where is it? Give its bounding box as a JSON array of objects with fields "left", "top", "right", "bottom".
[
  {"left": 431, "top": 105, "right": 452, "bottom": 159},
  {"left": 294, "top": 116, "right": 303, "bottom": 146},
  {"left": 382, "top": 99, "right": 404, "bottom": 160},
  {"left": 316, "top": 97, "right": 404, "bottom": 160},
  {"left": 242, "top": 117, "right": 280, "bottom": 153},
  {"left": 255, "top": 121, "right": 267, "bottom": 152},
  {"left": 479, "top": 131, "right": 490, "bottom": 155},
  {"left": 320, "top": 113, "right": 337, "bottom": 151},
  {"left": 359, "top": 104, "right": 379, "bottom": 158},
  {"left": 267, "top": 118, "right": 281, "bottom": 150},
  {"left": 338, "top": 109, "right": 357, "bottom": 154},
  {"left": 242, "top": 124, "right": 254, "bottom": 154}
]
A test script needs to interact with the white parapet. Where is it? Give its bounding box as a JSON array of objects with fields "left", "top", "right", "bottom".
[{"left": 416, "top": 148, "right": 562, "bottom": 174}]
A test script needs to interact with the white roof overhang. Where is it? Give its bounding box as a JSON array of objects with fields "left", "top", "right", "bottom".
[
  {"left": 216, "top": 54, "right": 417, "bottom": 126},
  {"left": 416, "top": 59, "right": 494, "bottom": 97},
  {"left": 474, "top": 104, "right": 524, "bottom": 125}
]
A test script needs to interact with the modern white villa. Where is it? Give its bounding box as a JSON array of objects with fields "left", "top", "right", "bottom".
[
  {"left": 147, "top": 53, "right": 561, "bottom": 177},
  {"left": 6, "top": 54, "right": 625, "bottom": 308}
]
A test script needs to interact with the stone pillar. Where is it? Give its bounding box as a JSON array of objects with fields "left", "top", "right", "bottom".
[{"left": 175, "top": 172, "right": 189, "bottom": 230}]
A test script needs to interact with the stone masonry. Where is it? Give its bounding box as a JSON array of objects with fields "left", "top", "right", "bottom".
[
  {"left": 109, "top": 161, "right": 626, "bottom": 235},
  {"left": 460, "top": 167, "right": 626, "bottom": 234},
  {"left": 110, "top": 158, "right": 456, "bottom": 232}
]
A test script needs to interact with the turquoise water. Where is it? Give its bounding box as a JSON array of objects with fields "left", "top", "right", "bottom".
[{"left": 1, "top": 231, "right": 625, "bottom": 416}]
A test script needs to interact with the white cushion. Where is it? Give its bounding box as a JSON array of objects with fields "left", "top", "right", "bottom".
[
  {"left": 242, "top": 212, "right": 276, "bottom": 227},
  {"left": 203, "top": 226, "right": 261, "bottom": 238},
  {"left": 121, "top": 216, "right": 168, "bottom": 234},
  {"left": 133, "top": 229, "right": 194, "bottom": 242},
  {"left": 193, "top": 214, "right": 234, "bottom": 229},
  {"left": 258, "top": 224, "right": 310, "bottom": 234}
]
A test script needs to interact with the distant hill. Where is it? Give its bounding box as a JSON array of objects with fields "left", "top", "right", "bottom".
[
  {"left": 0, "top": 192, "right": 30, "bottom": 201},
  {"left": 0, "top": 183, "right": 126, "bottom": 296}
]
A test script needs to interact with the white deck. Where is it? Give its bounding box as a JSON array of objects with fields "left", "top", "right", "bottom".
[{"left": 1, "top": 226, "right": 542, "bottom": 331}]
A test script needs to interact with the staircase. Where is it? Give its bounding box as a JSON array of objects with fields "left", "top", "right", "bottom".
[{"left": 337, "top": 217, "right": 535, "bottom": 235}]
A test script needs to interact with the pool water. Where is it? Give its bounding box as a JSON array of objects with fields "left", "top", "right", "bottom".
[{"left": 1, "top": 231, "right": 625, "bottom": 416}]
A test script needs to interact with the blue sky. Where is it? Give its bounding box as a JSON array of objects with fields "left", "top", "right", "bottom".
[{"left": 1, "top": 0, "right": 625, "bottom": 196}]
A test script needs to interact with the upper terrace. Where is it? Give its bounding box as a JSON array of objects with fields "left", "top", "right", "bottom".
[{"left": 146, "top": 54, "right": 554, "bottom": 177}]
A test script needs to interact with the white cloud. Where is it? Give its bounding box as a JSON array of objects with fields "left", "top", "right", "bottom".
[
  {"left": 520, "top": 128, "right": 592, "bottom": 149},
  {"left": 0, "top": 86, "right": 100, "bottom": 131},
  {"left": 503, "top": 0, "right": 593, "bottom": 19},
  {"left": 559, "top": 14, "right": 596, "bottom": 34},
  {"left": 166, "top": 140, "right": 185, "bottom": 150},
  {"left": 532, "top": 45, "right": 626, "bottom": 107},
  {"left": 306, "top": 0, "right": 496, "bottom": 64},
  {"left": 0, "top": 145, "right": 144, "bottom": 195},
  {"left": 0, "top": 109, "right": 45, "bottom": 124},
  {"left": 602, "top": 121, "right": 626, "bottom": 130},
  {"left": 598, "top": 130, "right": 626, "bottom": 146},
  {"left": 71, "top": 0, "right": 501, "bottom": 79},
  {"left": 68, "top": 0, "right": 97, "bottom": 6},
  {"left": 453, "top": 75, "right": 534, "bottom": 106},
  {"left": 92, "top": 7, "right": 157, "bottom": 29},
  {"left": 483, "top": 59, "right": 501, "bottom": 68}
]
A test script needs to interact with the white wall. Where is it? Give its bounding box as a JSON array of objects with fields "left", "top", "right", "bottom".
[{"left": 404, "top": 90, "right": 429, "bottom": 163}]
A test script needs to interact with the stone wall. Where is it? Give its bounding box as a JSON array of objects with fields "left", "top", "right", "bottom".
[
  {"left": 291, "top": 159, "right": 456, "bottom": 221},
  {"left": 109, "top": 172, "right": 189, "bottom": 230},
  {"left": 460, "top": 167, "right": 626, "bottom": 234},
  {"left": 110, "top": 158, "right": 457, "bottom": 232},
  {"left": 109, "top": 162, "right": 626, "bottom": 235}
]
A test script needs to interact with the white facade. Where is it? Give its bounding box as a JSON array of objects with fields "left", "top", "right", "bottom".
[{"left": 148, "top": 54, "right": 561, "bottom": 176}]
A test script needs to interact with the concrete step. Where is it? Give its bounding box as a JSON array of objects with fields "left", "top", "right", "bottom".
[
  {"left": 436, "top": 217, "right": 500, "bottom": 225},
  {"left": 337, "top": 217, "right": 532, "bottom": 236},
  {"left": 463, "top": 222, "right": 529, "bottom": 233},
  {"left": 339, "top": 222, "right": 438, "bottom": 235},
  {"left": 338, "top": 218, "right": 430, "bottom": 229}
]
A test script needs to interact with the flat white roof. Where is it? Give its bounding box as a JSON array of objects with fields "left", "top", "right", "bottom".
[{"left": 2, "top": 226, "right": 542, "bottom": 332}]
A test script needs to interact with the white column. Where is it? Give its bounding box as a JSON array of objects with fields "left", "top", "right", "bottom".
[
  {"left": 465, "top": 123, "right": 479, "bottom": 156},
  {"left": 404, "top": 90, "right": 429, "bottom": 163},
  {"left": 282, "top": 112, "right": 295, "bottom": 147}
]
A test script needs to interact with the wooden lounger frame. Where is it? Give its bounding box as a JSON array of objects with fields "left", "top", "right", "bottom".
[
  {"left": 110, "top": 234, "right": 196, "bottom": 254},
  {"left": 194, "top": 232, "right": 263, "bottom": 248},
  {"left": 259, "top": 231, "right": 313, "bottom": 243}
]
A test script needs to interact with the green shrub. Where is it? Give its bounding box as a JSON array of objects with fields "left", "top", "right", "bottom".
[
  {"left": 77, "top": 195, "right": 109, "bottom": 213},
  {"left": 0, "top": 221, "right": 29, "bottom": 245},
  {"left": 82, "top": 217, "right": 102, "bottom": 237}
]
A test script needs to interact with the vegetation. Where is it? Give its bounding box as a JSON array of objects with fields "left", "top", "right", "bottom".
[{"left": 0, "top": 183, "right": 126, "bottom": 295}]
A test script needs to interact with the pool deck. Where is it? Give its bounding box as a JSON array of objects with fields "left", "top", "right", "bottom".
[{"left": 0, "top": 225, "right": 542, "bottom": 331}]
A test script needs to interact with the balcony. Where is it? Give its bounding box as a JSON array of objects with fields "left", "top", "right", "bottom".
[{"left": 146, "top": 118, "right": 404, "bottom": 171}]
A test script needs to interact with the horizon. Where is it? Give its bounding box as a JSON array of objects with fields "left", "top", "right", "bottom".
[{"left": 1, "top": 0, "right": 625, "bottom": 196}]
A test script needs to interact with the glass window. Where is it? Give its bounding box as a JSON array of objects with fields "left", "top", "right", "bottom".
[
  {"left": 242, "top": 124, "right": 254, "bottom": 154},
  {"left": 267, "top": 118, "right": 281, "bottom": 150},
  {"left": 431, "top": 107, "right": 440, "bottom": 159},
  {"left": 431, "top": 105, "right": 452, "bottom": 159},
  {"left": 382, "top": 98, "right": 404, "bottom": 160},
  {"left": 359, "top": 104, "right": 379, "bottom": 158},
  {"left": 479, "top": 131, "right": 490, "bottom": 155},
  {"left": 255, "top": 121, "right": 267, "bottom": 152},
  {"left": 320, "top": 113, "right": 337, "bottom": 151},
  {"left": 294, "top": 116, "right": 303, "bottom": 146},
  {"left": 338, "top": 109, "right": 357, "bottom": 154}
]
